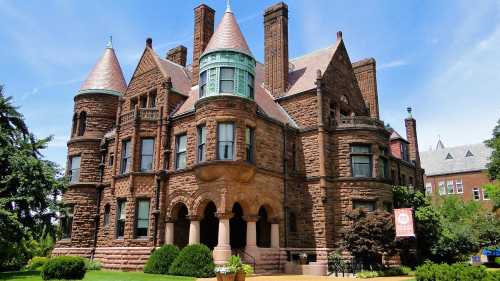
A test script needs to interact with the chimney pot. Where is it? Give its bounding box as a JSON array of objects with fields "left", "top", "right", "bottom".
[{"left": 146, "top": 38, "right": 153, "bottom": 48}]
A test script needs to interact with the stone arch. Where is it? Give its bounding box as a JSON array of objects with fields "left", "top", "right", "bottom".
[
  {"left": 170, "top": 202, "right": 189, "bottom": 249},
  {"left": 253, "top": 196, "right": 282, "bottom": 220},
  {"left": 191, "top": 191, "right": 222, "bottom": 217},
  {"left": 166, "top": 193, "right": 191, "bottom": 219}
]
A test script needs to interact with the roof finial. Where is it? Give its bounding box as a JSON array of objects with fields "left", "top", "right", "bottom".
[
  {"left": 406, "top": 106, "right": 412, "bottom": 118},
  {"left": 107, "top": 36, "right": 113, "bottom": 49},
  {"left": 226, "top": 0, "right": 232, "bottom": 12}
]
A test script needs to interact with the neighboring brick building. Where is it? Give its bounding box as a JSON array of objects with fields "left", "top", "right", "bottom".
[
  {"left": 53, "top": 2, "right": 424, "bottom": 273},
  {"left": 421, "top": 141, "right": 494, "bottom": 209}
]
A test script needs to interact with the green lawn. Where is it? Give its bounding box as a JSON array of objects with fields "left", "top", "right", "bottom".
[{"left": 0, "top": 271, "right": 195, "bottom": 281}]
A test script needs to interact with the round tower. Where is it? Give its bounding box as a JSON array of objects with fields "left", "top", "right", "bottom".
[{"left": 61, "top": 40, "right": 126, "bottom": 251}]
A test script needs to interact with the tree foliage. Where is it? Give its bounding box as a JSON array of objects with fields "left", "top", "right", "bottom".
[
  {"left": 486, "top": 119, "right": 500, "bottom": 180},
  {"left": 341, "top": 209, "right": 396, "bottom": 268},
  {"left": 0, "top": 85, "right": 65, "bottom": 270}
]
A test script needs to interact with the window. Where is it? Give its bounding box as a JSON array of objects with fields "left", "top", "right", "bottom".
[
  {"left": 135, "top": 199, "right": 150, "bottom": 238},
  {"left": 61, "top": 205, "right": 74, "bottom": 239},
  {"left": 425, "top": 182, "right": 433, "bottom": 195},
  {"left": 130, "top": 98, "right": 138, "bottom": 110},
  {"left": 218, "top": 123, "right": 234, "bottom": 160},
  {"left": 78, "top": 111, "right": 86, "bottom": 136},
  {"left": 175, "top": 134, "right": 187, "bottom": 170},
  {"left": 247, "top": 73, "right": 254, "bottom": 98},
  {"left": 288, "top": 212, "right": 297, "bottom": 233},
  {"left": 353, "top": 200, "right": 375, "bottom": 212},
  {"left": 446, "top": 180, "right": 454, "bottom": 194},
  {"left": 116, "top": 199, "right": 126, "bottom": 238},
  {"left": 401, "top": 142, "right": 410, "bottom": 161},
  {"left": 140, "top": 139, "right": 154, "bottom": 172},
  {"left": 473, "top": 187, "right": 481, "bottom": 200},
  {"left": 445, "top": 153, "right": 453, "bottom": 160},
  {"left": 351, "top": 145, "right": 372, "bottom": 178},
  {"left": 219, "top": 67, "right": 235, "bottom": 93},
  {"left": 103, "top": 204, "right": 110, "bottom": 227},
  {"left": 438, "top": 181, "right": 446, "bottom": 195},
  {"left": 149, "top": 90, "right": 157, "bottom": 108},
  {"left": 292, "top": 143, "right": 297, "bottom": 172},
  {"left": 455, "top": 179, "right": 464, "bottom": 194},
  {"left": 197, "top": 126, "right": 206, "bottom": 163},
  {"left": 483, "top": 188, "right": 490, "bottom": 200},
  {"left": 379, "top": 148, "right": 388, "bottom": 179},
  {"left": 69, "top": 156, "right": 81, "bottom": 183},
  {"left": 245, "top": 127, "right": 254, "bottom": 163},
  {"left": 121, "top": 140, "right": 132, "bottom": 174},
  {"left": 140, "top": 95, "right": 147, "bottom": 108},
  {"left": 72, "top": 113, "right": 78, "bottom": 136},
  {"left": 108, "top": 153, "right": 114, "bottom": 166},
  {"left": 200, "top": 71, "right": 207, "bottom": 97}
]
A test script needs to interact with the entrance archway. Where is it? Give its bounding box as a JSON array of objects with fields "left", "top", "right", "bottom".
[
  {"left": 230, "top": 203, "right": 246, "bottom": 249},
  {"left": 173, "top": 203, "right": 189, "bottom": 249},
  {"left": 200, "top": 202, "right": 218, "bottom": 249},
  {"left": 257, "top": 206, "right": 271, "bottom": 247}
]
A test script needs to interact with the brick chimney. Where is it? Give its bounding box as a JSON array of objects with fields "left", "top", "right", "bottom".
[
  {"left": 352, "top": 58, "right": 379, "bottom": 119},
  {"left": 264, "top": 2, "right": 289, "bottom": 98},
  {"left": 405, "top": 107, "right": 421, "bottom": 167},
  {"left": 166, "top": 45, "right": 188, "bottom": 67},
  {"left": 192, "top": 4, "right": 215, "bottom": 86}
]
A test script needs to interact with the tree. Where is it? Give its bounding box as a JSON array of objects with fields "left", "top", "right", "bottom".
[
  {"left": 0, "top": 85, "right": 65, "bottom": 270},
  {"left": 341, "top": 209, "right": 396, "bottom": 268},
  {"left": 485, "top": 119, "right": 500, "bottom": 180}
]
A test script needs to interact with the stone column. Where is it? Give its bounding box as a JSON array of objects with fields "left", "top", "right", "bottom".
[
  {"left": 165, "top": 221, "right": 174, "bottom": 245},
  {"left": 188, "top": 216, "right": 200, "bottom": 245},
  {"left": 213, "top": 213, "right": 232, "bottom": 265},
  {"left": 271, "top": 222, "right": 280, "bottom": 248},
  {"left": 244, "top": 215, "right": 259, "bottom": 258}
]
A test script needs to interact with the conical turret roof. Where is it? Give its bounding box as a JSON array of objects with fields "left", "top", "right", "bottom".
[
  {"left": 78, "top": 43, "right": 127, "bottom": 96},
  {"left": 202, "top": 7, "right": 252, "bottom": 57}
]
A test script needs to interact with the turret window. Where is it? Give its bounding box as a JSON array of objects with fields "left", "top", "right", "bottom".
[
  {"left": 350, "top": 145, "right": 372, "bottom": 178},
  {"left": 247, "top": 73, "right": 254, "bottom": 99},
  {"left": 61, "top": 205, "right": 74, "bottom": 239},
  {"left": 77, "top": 111, "right": 86, "bottom": 136},
  {"left": 245, "top": 127, "right": 254, "bottom": 163},
  {"left": 140, "top": 138, "right": 154, "bottom": 172},
  {"left": 217, "top": 123, "right": 234, "bottom": 160},
  {"left": 72, "top": 113, "right": 78, "bottom": 136},
  {"left": 200, "top": 71, "right": 207, "bottom": 97},
  {"left": 69, "top": 156, "right": 81, "bottom": 183},
  {"left": 220, "top": 67, "right": 235, "bottom": 93},
  {"left": 175, "top": 134, "right": 187, "bottom": 170}
]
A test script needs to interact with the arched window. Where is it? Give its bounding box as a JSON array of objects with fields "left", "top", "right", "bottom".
[
  {"left": 71, "top": 113, "right": 78, "bottom": 136},
  {"left": 78, "top": 111, "right": 87, "bottom": 136}
]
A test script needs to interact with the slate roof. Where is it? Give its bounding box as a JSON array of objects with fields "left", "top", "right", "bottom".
[
  {"left": 79, "top": 46, "right": 127, "bottom": 95},
  {"left": 420, "top": 143, "right": 492, "bottom": 176},
  {"left": 202, "top": 9, "right": 252, "bottom": 57},
  {"left": 154, "top": 53, "right": 192, "bottom": 95},
  {"left": 390, "top": 130, "right": 408, "bottom": 142}
]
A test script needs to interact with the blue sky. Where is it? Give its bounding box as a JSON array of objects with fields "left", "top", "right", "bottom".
[{"left": 1, "top": 0, "right": 499, "bottom": 168}]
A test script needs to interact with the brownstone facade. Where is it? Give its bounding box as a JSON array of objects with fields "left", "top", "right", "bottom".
[{"left": 53, "top": 2, "right": 424, "bottom": 274}]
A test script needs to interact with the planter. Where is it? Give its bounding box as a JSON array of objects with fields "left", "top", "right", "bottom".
[
  {"left": 216, "top": 273, "right": 236, "bottom": 281},
  {"left": 235, "top": 271, "right": 246, "bottom": 281}
]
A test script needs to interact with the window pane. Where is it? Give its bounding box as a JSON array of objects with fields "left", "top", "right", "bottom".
[
  {"left": 220, "top": 68, "right": 234, "bottom": 80},
  {"left": 177, "top": 153, "right": 186, "bottom": 169},
  {"left": 200, "top": 71, "right": 207, "bottom": 84},
  {"left": 177, "top": 135, "right": 187, "bottom": 152},
  {"left": 137, "top": 200, "right": 149, "bottom": 229},
  {"left": 220, "top": 81, "right": 234, "bottom": 93},
  {"left": 353, "top": 201, "right": 375, "bottom": 211},
  {"left": 71, "top": 156, "right": 81, "bottom": 169},
  {"left": 118, "top": 201, "right": 126, "bottom": 220},
  {"left": 351, "top": 145, "right": 371, "bottom": 153},
  {"left": 218, "top": 123, "right": 234, "bottom": 142},
  {"left": 218, "top": 123, "right": 234, "bottom": 160},
  {"left": 352, "top": 155, "right": 371, "bottom": 177},
  {"left": 439, "top": 182, "right": 446, "bottom": 195}
]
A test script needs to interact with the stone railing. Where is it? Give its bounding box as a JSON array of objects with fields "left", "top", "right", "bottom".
[
  {"left": 336, "top": 116, "right": 385, "bottom": 130},
  {"left": 120, "top": 108, "right": 159, "bottom": 124}
]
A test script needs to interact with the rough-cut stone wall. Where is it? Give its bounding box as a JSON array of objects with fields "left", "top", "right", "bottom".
[
  {"left": 352, "top": 58, "right": 379, "bottom": 119},
  {"left": 192, "top": 4, "right": 215, "bottom": 86},
  {"left": 278, "top": 91, "right": 317, "bottom": 129}
]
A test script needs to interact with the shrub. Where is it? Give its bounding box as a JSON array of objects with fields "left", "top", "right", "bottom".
[
  {"left": 24, "top": 257, "right": 49, "bottom": 271},
  {"left": 379, "top": 265, "right": 412, "bottom": 276},
  {"left": 416, "top": 261, "right": 490, "bottom": 281},
  {"left": 41, "top": 256, "right": 86, "bottom": 280},
  {"left": 144, "top": 245, "right": 179, "bottom": 274},
  {"left": 84, "top": 259, "right": 102, "bottom": 271},
  {"left": 356, "top": 270, "right": 379, "bottom": 278},
  {"left": 168, "top": 244, "right": 215, "bottom": 278}
]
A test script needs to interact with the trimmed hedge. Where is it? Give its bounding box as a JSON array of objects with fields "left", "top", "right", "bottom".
[
  {"left": 24, "top": 257, "right": 49, "bottom": 271},
  {"left": 168, "top": 244, "right": 215, "bottom": 278},
  {"left": 416, "top": 262, "right": 500, "bottom": 281},
  {"left": 144, "top": 245, "right": 180, "bottom": 274},
  {"left": 41, "top": 256, "right": 86, "bottom": 280}
]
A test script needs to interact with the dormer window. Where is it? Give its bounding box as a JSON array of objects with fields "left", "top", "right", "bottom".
[
  {"left": 465, "top": 150, "right": 474, "bottom": 157},
  {"left": 445, "top": 153, "right": 453, "bottom": 160},
  {"left": 220, "top": 67, "right": 235, "bottom": 93},
  {"left": 200, "top": 71, "right": 207, "bottom": 98}
]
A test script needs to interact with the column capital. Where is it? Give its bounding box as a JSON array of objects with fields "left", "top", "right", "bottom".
[
  {"left": 243, "top": 215, "right": 259, "bottom": 222},
  {"left": 216, "top": 212, "right": 233, "bottom": 220},
  {"left": 269, "top": 217, "right": 281, "bottom": 224},
  {"left": 165, "top": 217, "right": 175, "bottom": 223},
  {"left": 187, "top": 215, "right": 201, "bottom": 221}
]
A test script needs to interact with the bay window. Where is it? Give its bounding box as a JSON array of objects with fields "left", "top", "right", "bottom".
[
  {"left": 247, "top": 73, "right": 254, "bottom": 98},
  {"left": 140, "top": 138, "right": 154, "bottom": 172},
  {"left": 220, "top": 67, "right": 235, "bottom": 93},
  {"left": 69, "top": 156, "right": 81, "bottom": 183},
  {"left": 200, "top": 71, "right": 207, "bottom": 97},
  {"left": 218, "top": 123, "right": 234, "bottom": 160},
  {"left": 351, "top": 145, "right": 372, "bottom": 178}
]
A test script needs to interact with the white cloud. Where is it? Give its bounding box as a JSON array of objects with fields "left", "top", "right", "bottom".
[{"left": 378, "top": 59, "right": 408, "bottom": 70}]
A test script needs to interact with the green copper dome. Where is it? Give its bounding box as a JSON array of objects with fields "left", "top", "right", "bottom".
[{"left": 198, "top": 7, "right": 256, "bottom": 100}]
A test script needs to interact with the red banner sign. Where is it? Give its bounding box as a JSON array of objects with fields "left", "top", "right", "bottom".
[{"left": 394, "top": 208, "right": 415, "bottom": 237}]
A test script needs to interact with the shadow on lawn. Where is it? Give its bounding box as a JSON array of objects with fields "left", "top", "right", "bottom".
[{"left": 0, "top": 271, "right": 39, "bottom": 280}]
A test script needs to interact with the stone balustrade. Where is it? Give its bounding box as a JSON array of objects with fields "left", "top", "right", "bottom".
[
  {"left": 119, "top": 108, "right": 159, "bottom": 124},
  {"left": 336, "top": 116, "right": 385, "bottom": 130}
]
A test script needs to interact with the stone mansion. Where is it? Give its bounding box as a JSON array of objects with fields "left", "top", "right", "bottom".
[{"left": 53, "top": 1, "right": 424, "bottom": 273}]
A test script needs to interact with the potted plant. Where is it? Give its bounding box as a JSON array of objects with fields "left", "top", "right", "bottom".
[
  {"left": 214, "top": 265, "right": 237, "bottom": 281},
  {"left": 299, "top": 253, "right": 308, "bottom": 265},
  {"left": 236, "top": 264, "right": 254, "bottom": 281}
]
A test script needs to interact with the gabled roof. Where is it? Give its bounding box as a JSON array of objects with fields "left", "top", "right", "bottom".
[
  {"left": 286, "top": 41, "right": 340, "bottom": 97},
  {"left": 390, "top": 130, "right": 408, "bottom": 142},
  {"left": 154, "top": 52, "right": 192, "bottom": 95},
  {"left": 173, "top": 63, "right": 297, "bottom": 127},
  {"left": 79, "top": 46, "right": 127, "bottom": 96},
  {"left": 202, "top": 9, "right": 252, "bottom": 57},
  {"left": 420, "top": 143, "right": 492, "bottom": 176}
]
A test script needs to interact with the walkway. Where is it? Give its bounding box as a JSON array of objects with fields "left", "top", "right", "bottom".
[{"left": 198, "top": 275, "right": 414, "bottom": 281}]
